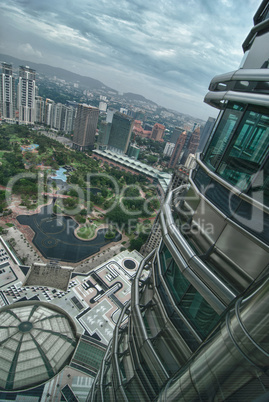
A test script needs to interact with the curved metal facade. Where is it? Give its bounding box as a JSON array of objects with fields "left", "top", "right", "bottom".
[{"left": 89, "top": 2, "right": 269, "bottom": 400}]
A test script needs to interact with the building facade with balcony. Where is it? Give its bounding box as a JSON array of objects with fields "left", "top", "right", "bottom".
[
  {"left": 0, "top": 63, "right": 16, "bottom": 122},
  {"left": 89, "top": 1, "right": 269, "bottom": 400},
  {"left": 18, "top": 66, "right": 36, "bottom": 125}
]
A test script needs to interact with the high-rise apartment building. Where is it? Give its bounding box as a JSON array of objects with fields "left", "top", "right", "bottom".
[
  {"left": 107, "top": 112, "right": 134, "bottom": 154},
  {"left": 73, "top": 103, "right": 99, "bottom": 151},
  {"left": 89, "top": 1, "right": 269, "bottom": 400},
  {"left": 62, "top": 105, "right": 76, "bottom": 134},
  {"left": 0, "top": 63, "right": 16, "bottom": 122},
  {"left": 163, "top": 141, "right": 175, "bottom": 157},
  {"left": 45, "top": 98, "right": 54, "bottom": 127},
  {"left": 151, "top": 122, "right": 165, "bottom": 141},
  {"left": 18, "top": 66, "right": 36, "bottom": 125},
  {"left": 35, "top": 96, "right": 45, "bottom": 124},
  {"left": 36, "top": 97, "right": 76, "bottom": 133}
]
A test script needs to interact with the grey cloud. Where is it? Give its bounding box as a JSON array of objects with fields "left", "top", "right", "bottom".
[{"left": 1, "top": 0, "right": 261, "bottom": 119}]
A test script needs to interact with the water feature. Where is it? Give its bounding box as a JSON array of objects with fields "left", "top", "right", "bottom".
[
  {"left": 51, "top": 167, "right": 67, "bottom": 182},
  {"left": 17, "top": 203, "right": 121, "bottom": 263}
]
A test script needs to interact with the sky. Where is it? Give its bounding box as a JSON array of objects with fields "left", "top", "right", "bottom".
[{"left": 0, "top": 0, "right": 261, "bottom": 121}]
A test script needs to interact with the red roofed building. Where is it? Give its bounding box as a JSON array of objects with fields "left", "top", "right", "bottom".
[
  {"left": 151, "top": 123, "right": 165, "bottom": 141},
  {"left": 133, "top": 120, "right": 152, "bottom": 139}
]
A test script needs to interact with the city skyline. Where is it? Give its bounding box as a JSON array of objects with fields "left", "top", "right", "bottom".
[{"left": 0, "top": 0, "right": 260, "bottom": 120}]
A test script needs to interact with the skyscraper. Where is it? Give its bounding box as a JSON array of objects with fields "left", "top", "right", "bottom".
[
  {"left": 107, "top": 111, "right": 134, "bottom": 154},
  {"left": 170, "top": 126, "right": 184, "bottom": 144},
  {"left": 97, "top": 120, "right": 111, "bottom": 149},
  {"left": 62, "top": 105, "right": 76, "bottom": 134},
  {"left": 198, "top": 116, "right": 216, "bottom": 152},
  {"left": 181, "top": 126, "right": 200, "bottom": 163},
  {"left": 18, "top": 66, "right": 36, "bottom": 125},
  {"left": 168, "top": 130, "right": 187, "bottom": 169},
  {"left": 35, "top": 96, "right": 45, "bottom": 124},
  {"left": 73, "top": 103, "right": 99, "bottom": 151},
  {"left": 45, "top": 98, "right": 54, "bottom": 127},
  {"left": 0, "top": 63, "right": 15, "bottom": 122},
  {"left": 106, "top": 108, "right": 117, "bottom": 123},
  {"left": 89, "top": 1, "right": 269, "bottom": 400}
]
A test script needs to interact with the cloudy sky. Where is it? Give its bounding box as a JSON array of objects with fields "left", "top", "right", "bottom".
[{"left": 0, "top": 0, "right": 261, "bottom": 120}]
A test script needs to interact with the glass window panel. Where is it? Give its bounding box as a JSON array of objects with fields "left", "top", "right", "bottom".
[
  {"left": 205, "top": 178, "right": 241, "bottom": 217},
  {"left": 248, "top": 157, "right": 269, "bottom": 208},
  {"left": 217, "top": 109, "right": 269, "bottom": 190},
  {"left": 233, "top": 199, "right": 269, "bottom": 244},
  {"left": 159, "top": 244, "right": 173, "bottom": 274},
  {"left": 161, "top": 259, "right": 220, "bottom": 339},
  {"left": 165, "top": 260, "right": 189, "bottom": 304},
  {"left": 179, "top": 285, "right": 220, "bottom": 338},
  {"left": 203, "top": 103, "right": 244, "bottom": 170},
  {"left": 193, "top": 166, "right": 211, "bottom": 193}
]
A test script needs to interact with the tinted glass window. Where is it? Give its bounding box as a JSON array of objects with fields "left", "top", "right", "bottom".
[
  {"left": 160, "top": 245, "right": 220, "bottom": 339},
  {"left": 217, "top": 109, "right": 269, "bottom": 190},
  {"left": 203, "top": 103, "right": 244, "bottom": 170}
]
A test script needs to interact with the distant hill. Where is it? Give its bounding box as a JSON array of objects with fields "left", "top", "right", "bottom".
[
  {"left": 0, "top": 53, "right": 160, "bottom": 108},
  {"left": 121, "top": 92, "right": 158, "bottom": 106},
  {"left": 0, "top": 53, "right": 116, "bottom": 92},
  {"left": 0, "top": 53, "right": 158, "bottom": 106}
]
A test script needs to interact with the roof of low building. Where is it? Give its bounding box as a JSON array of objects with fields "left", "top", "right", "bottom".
[{"left": 0, "top": 302, "right": 77, "bottom": 391}]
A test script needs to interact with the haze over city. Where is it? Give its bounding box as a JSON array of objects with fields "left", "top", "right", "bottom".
[{"left": 0, "top": 0, "right": 261, "bottom": 120}]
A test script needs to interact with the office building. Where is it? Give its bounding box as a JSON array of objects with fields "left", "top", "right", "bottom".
[
  {"left": 106, "top": 108, "right": 117, "bottom": 124},
  {"left": 89, "top": 1, "right": 269, "bottom": 400},
  {"left": 185, "top": 126, "right": 200, "bottom": 158},
  {"left": 18, "top": 66, "right": 36, "bottom": 125},
  {"left": 97, "top": 121, "right": 111, "bottom": 149},
  {"left": 151, "top": 122, "right": 165, "bottom": 141},
  {"left": 127, "top": 144, "right": 140, "bottom": 159},
  {"left": 198, "top": 116, "right": 216, "bottom": 152},
  {"left": 0, "top": 63, "right": 16, "bottom": 122},
  {"left": 170, "top": 126, "right": 184, "bottom": 144},
  {"left": 107, "top": 112, "right": 134, "bottom": 154},
  {"left": 168, "top": 130, "right": 187, "bottom": 169},
  {"left": 73, "top": 104, "right": 99, "bottom": 151}
]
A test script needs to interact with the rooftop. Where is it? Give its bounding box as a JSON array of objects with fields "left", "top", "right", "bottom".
[{"left": 0, "top": 302, "right": 77, "bottom": 391}]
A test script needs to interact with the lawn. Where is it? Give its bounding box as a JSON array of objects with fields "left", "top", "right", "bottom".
[{"left": 77, "top": 224, "right": 98, "bottom": 240}]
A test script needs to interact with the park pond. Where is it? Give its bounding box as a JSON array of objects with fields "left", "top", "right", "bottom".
[{"left": 17, "top": 203, "right": 122, "bottom": 263}]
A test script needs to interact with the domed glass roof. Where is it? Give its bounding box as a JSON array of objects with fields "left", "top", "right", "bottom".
[{"left": 0, "top": 303, "right": 77, "bottom": 391}]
